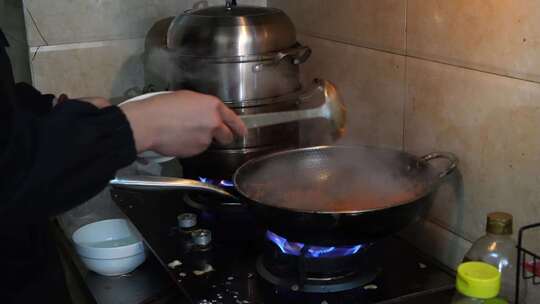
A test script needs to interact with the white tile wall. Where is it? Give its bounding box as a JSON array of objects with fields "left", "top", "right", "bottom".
[
  {"left": 268, "top": 0, "right": 406, "bottom": 54},
  {"left": 298, "top": 35, "right": 405, "bottom": 149},
  {"left": 404, "top": 57, "right": 540, "bottom": 245},
  {"left": 24, "top": 0, "right": 266, "bottom": 47},
  {"left": 23, "top": 0, "right": 266, "bottom": 98},
  {"left": 30, "top": 39, "right": 145, "bottom": 99},
  {"left": 408, "top": 0, "right": 540, "bottom": 83}
]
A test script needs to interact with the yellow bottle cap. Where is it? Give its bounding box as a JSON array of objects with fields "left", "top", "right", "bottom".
[{"left": 456, "top": 262, "right": 501, "bottom": 299}]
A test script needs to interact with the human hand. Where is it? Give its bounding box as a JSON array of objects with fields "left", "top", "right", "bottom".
[{"left": 120, "top": 90, "right": 247, "bottom": 158}]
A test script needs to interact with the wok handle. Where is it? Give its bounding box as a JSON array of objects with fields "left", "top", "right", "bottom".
[
  {"left": 419, "top": 152, "right": 459, "bottom": 178},
  {"left": 109, "top": 175, "right": 238, "bottom": 201}
]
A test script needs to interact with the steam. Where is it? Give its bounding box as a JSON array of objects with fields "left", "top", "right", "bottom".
[
  {"left": 239, "top": 147, "right": 431, "bottom": 212},
  {"left": 143, "top": 46, "right": 242, "bottom": 98},
  {"left": 143, "top": 47, "right": 177, "bottom": 90},
  {"left": 141, "top": 15, "right": 215, "bottom": 92}
]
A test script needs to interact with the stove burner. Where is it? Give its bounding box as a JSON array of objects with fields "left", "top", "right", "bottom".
[
  {"left": 258, "top": 231, "right": 379, "bottom": 293},
  {"left": 266, "top": 231, "right": 363, "bottom": 258},
  {"left": 198, "top": 177, "right": 234, "bottom": 188}
]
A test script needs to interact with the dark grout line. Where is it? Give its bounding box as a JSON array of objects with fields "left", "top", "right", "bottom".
[
  {"left": 426, "top": 218, "right": 474, "bottom": 244},
  {"left": 299, "top": 30, "right": 406, "bottom": 57},
  {"left": 405, "top": 53, "right": 540, "bottom": 86},
  {"left": 402, "top": 0, "right": 408, "bottom": 151},
  {"left": 25, "top": 7, "right": 49, "bottom": 46},
  {"left": 299, "top": 31, "right": 540, "bottom": 87},
  {"left": 31, "top": 45, "right": 41, "bottom": 61},
  {"left": 28, "top": 37, "right": 146, "bottom": 50}
]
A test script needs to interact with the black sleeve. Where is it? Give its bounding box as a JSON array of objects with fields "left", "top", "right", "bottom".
[
  {"left": 14, "top": 82, "right": 54, "bottom": 116},
  {"left": 0, "top": 100, "right": 137, "bottom": 219}
]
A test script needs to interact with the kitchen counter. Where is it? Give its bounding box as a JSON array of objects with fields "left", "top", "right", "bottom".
[
  {"left": 52, "top": 219, "right": 184, "bottom": 304},
  {"left": 52, "top": 184, "right": 459, "bottom": 304}
]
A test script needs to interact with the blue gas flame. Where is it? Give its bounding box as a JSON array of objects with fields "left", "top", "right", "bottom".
[
  {"left": 219, "top": 179, "right": 234, "bottom": 187},
  {"left": 198, "top": 177, "right": 234, "bottom": 188},
  {"left": 266, "top": 231, "right": 363, "bottom": 258}
]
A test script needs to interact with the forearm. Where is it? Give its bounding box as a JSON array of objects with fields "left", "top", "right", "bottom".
[
  {"left": 0, "top": 101, "right": 137, "bottom": 219},
  {"left": 119, "top": 100, "right": 157, "bottom": 153}
]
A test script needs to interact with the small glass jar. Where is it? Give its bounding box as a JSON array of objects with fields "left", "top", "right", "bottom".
[{"left": 464, "top": 212, "right": 527, "bottom": 303}]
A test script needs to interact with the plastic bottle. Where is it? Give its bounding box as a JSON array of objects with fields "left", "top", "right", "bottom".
[
  {"left": 451, "top": 261, "right": 507, "bottom": 304},
  {"left": 464, "top": 212, "right": 526, "bottom": 303}
]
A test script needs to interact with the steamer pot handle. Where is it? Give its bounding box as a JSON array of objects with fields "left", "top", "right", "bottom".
[
  {"left": 253, "top": 45, "right": 312, "bottom": 72},
  {"left": 292, "top": 46, "right": 312, "bottom": 64},
  {"left": 110, "top": 175, "right": 239, "bottom": 201},
  {"left": 419, "top": 152, "right": 458, "bottom": 179}
]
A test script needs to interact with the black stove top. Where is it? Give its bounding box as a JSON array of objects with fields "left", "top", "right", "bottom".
[{"left": 112, "top": 188, "right": 455, "bottom": 304}]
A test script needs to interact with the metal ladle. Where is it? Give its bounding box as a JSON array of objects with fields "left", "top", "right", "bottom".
[
  {"left": 240, "top": 79, "right": 346, "bottom": 139},
  {"left": 122, "top": 79, "right": 346, "bottom": 163}
]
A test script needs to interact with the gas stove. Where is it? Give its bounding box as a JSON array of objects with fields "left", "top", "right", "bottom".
[
  {"left": 112, "top": 188, "right": 455, "bottom": 304},
  {"left": 258, "top": 231, "right": 377, "bottom": 293}
]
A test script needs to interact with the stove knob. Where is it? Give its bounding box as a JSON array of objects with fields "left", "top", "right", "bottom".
[
  {"left": 192, "top": 229, "right": 212, "bottom": 247},
  {"left": 178, "top": 213, "right": 197, "bottom": 230}
]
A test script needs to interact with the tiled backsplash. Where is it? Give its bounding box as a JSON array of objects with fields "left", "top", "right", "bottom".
[
  {"left": 30, "top": 39, "right": 146, "bottom": 100},
  {"left": 272, "top": 1, "right": 406, "bottom": 55},
  {"left": 407, "top": 0, "right": 540, "bottom": 83},
  {"left": 24, "top": 0, "right": 185, "bottom": 47},
  {"left": 270, "top": 0, "right": 540, "bottom": 300},
  {"left": 22, "top": 0, "right": 266, "bottom": 100},
  {"left": 298, "top": 35, "right": 405, "bottom": 149}
]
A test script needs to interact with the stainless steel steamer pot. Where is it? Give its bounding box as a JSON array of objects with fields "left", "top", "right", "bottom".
[
  {"left": 167, "top": 4, "right": 316, "bottom": 176},
  {"left": 167, "top": 5, "right": 311, "bottom": 103}
]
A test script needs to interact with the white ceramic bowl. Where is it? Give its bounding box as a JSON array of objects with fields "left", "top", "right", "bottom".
[
  {"left": 72, "top": 219, "right": 146, "bottom": 276},
  {"left": 78, "top": 252, "right": 146, "bottom": 276}
]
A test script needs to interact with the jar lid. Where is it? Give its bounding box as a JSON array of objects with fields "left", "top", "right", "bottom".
[
  {"left": 486, "top": 212, "right": 513, "bottom": 235},
  {"left": 167, "top": 5, "right": 297, "bottom": 57},
  {"left": 456, "top": 262, "right": 501, "bottom": 299}
]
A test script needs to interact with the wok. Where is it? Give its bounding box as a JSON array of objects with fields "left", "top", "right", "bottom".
[{"left": 110, "top": 146, "right": 457, "bottom": 246}]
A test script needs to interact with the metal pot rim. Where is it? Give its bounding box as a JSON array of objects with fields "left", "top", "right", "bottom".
[
  {"left": 171, "top": 43, "right": 306, "bottom": 63},
  {"left": 174, "top": 53, "right": 279, "bottom": 63},
  {"left": 232, "top": 145, "right": 458, "bottom": 215}
]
